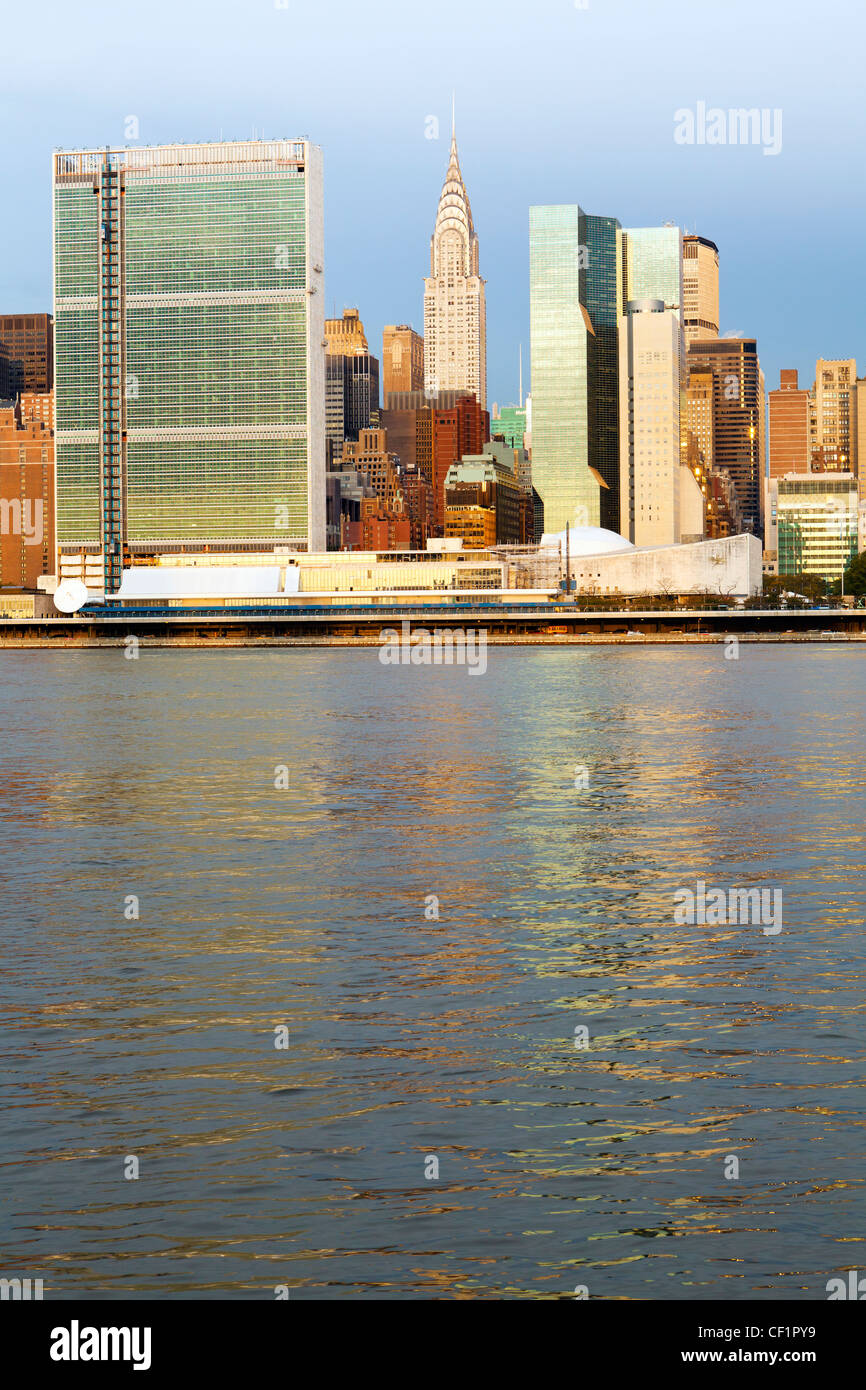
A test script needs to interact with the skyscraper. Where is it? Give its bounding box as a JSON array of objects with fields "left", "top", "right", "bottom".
[
  {"left": 529, "top": 204, "right": 621, "bottom": 534},
  {"left": 687, "top": 338, "right": 766, "bottom": 535},
  {"left": 855, "top": 377, "right": 866, "bottom": 501},
  {"left": 621, "top": 226, "right": 683, "bottom": 314},
  {"left": 618, "top": 298, "right": 694, "bottom": 547},
  {"left": 769, "top": 369, "right": 810, "bottom": 477},
  {"left": 809, "top": 358, "right": 856, "bottom": 473},
  {"left": 430, "top": 394, "right": 489, "bottom": 530},
  {"left": 423, "top": 126, "right": 486, "bottom": 408},
  {"left": 53, "top": 140, "right": 325, "bottom": 593},
  {"left": 325, "top": 308, "right": 379, "bottom": 464},
  {"left": 584, "top": 214, "right": 623, "bottom": 531},
  {"left": 382, "top": 325, "right": 424, "bottom": 398},
  {"left": 682, "top": 235, "right": 720, "bottom": 347},
  {"left": 0, "top": 314, "right": 54, "bottom": 396},
  {"left": 324, "top": 307, "right": 368, "bottom": 356}
]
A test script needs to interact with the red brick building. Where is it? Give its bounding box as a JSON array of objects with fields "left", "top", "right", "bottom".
[
  {"left": 0, "top": 400, "right": 55, "bottom": 589},
  {"left": 343, "top": 497, "right": 412, "bottom": 551},
  {"left": 431, "top": 395, "right": 489, "bottom": 529},
  {"left": 769, "top": 369, "right": 810, "bottom": 478}
]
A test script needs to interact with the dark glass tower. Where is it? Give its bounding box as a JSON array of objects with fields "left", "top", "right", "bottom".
[{"left": 580, "top": 213, "right": 621, "bottom": 532}]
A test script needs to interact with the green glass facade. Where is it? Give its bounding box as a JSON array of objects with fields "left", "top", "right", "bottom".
[
  {"left": 622, "top": 227, "right": 683, "bottom": 312},
  {"left": 775, "top": 475, "right": 858, "bottom": 580},
  {"left": 529, "top": 204, "right": 622, "bottom": 534},
  {"left": 53, "top": 142, "right": 324, "bottom": 588},
  {"left": 490, "top": 404, "right": 526, "bottom": 449}
]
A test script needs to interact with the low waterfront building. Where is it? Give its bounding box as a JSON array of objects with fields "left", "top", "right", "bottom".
[
  {"left": 764, "top": 472, "right": 859, "bottom": 582},
  {"left": 503, "top": 527, "right": 761, "bottom": 599},
  {"left": 66, "top": 526, "right": 764, "bottom": 613},
  {"left": 108, "top": 543, "right": 512, "bottom": 608}
]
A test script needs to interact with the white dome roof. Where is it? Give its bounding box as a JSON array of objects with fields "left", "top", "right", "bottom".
[{"left": 539, "top": 524, "right": 635, "bottom": 556}]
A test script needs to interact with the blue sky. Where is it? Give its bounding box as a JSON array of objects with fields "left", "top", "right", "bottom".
[{"left": 3, "top": 0, "right": 864, "bottom": 407}]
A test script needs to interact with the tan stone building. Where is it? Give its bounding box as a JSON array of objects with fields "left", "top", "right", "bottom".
[
  {"left": 338, "top": 428, "right": 404, "bottom": 512},
  {"left": 682, "top": 235, "right": 719, "bottom": 347},
  {"left": 855, "top": 377, "right": 866, "bottom": 501},
  {"left": 382, "top": 325, "right": 424, "bottom": 399},
  {"left": 809, "top": 358, "right": 856, "bottom": 473},
  {"left": 324, "top": 307, "right": 369, "bottom": 356}
]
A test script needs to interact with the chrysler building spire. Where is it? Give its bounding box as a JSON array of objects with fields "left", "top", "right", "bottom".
[{"left": 423, "top": 119, "right": 487, "bottom": 408}]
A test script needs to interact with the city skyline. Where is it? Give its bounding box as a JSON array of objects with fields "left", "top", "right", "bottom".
[{"left": 2, "top": 0, "right": 864, "bottom": 412}]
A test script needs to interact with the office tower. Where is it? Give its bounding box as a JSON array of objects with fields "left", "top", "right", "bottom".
[
  {"left": 682, "top": 235, "right": 719, "bottom": 346},
  {"left": 444, "top": 452, "right": 525, "bottom": 548},
  {"left": 490, "top": 404, "right": 527, "bottom": 450},
  {"left": 809, "top": 358, "right": 856, "bottom": 472},
  {"left": 855, "top": 377, "right": 866, "bottom": 501},
  {"left": 621, "top": 226, "right": 683, "bottom": 313},
  {"left": 487, "top": 437, "right": 535, "bottom": 541},
  {"left": 338, "top": 428, "right": 403, "bottom": 511},
  {"left": 685, "top": 369, "right": 714, "bottom": 474},
  {"left": 325, "top": 354, "right": 380, "bottom": 461},
  {"left": 423, "top": 126, "right": 486, "bottom": 407},
  {"left": 618, "top": 298, "right": 693, "bottom": 546},
  {"left": 685, "top": 368, "right": 741, "bottom": 538},
  {"left": 687, "top": 338, "right": 765, "bottom": 535},
  {"left": 325, "top": 308, "right": 380, "bottom": 464},
  {"left": 398, "top": 464, "right": 435, "bottom": 549},
  {"left": 529, "top": 204, "right": 621, "bottom": 534},
  {"left": 380, "top": 390, "right": 487, "bottom": 531},
  {"left": 379, "top": 390, "right": 460, "bottom": 482},
  {"left": 0, "top": 313, "right": 54, "bottom": 395},
  {"left": 769, "top": 369, "right": 810, "bottom": 477},
  {"left": 0, "top": 400, "right": 54, "bottom": 588},
  {"left": 343, "top": 495, "right": 411, "bottom": 551},
  {"left": 430, "top": 394, "right": 489, "bottom": 529},
  {"left": 325, "top": 465, "right": 375, "bottom": 551},
  {"left": 766, "top": 472, "right": 859, "bottom": 580},
  {"left": 53, "top": 140, "right": 324, "bottom": 593},
  {"left": 325, "top": 307, "right": 368, "bottom": 356},
  {"left": 379, "top": 399, "right": 426, "bottom": 478},
  {"left": 382, "top": 325, "right": 424, "bottom": 398},
  {"left": 583, "top": 214, "right": 622, "bottom": 531}
]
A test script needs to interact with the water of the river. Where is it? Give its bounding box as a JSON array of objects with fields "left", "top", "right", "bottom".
[{"left": 1, "top": 646, "right": 863, "bottom": 1298}]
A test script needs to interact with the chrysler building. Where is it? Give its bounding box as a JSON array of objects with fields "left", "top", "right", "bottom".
[{"left": 423, "top": 122, "right": 487, "bottom": 408}]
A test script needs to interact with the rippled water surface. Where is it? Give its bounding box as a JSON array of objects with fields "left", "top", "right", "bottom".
[{"left": 1, "top": 647, "right": 864, "bottom": 1299}]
